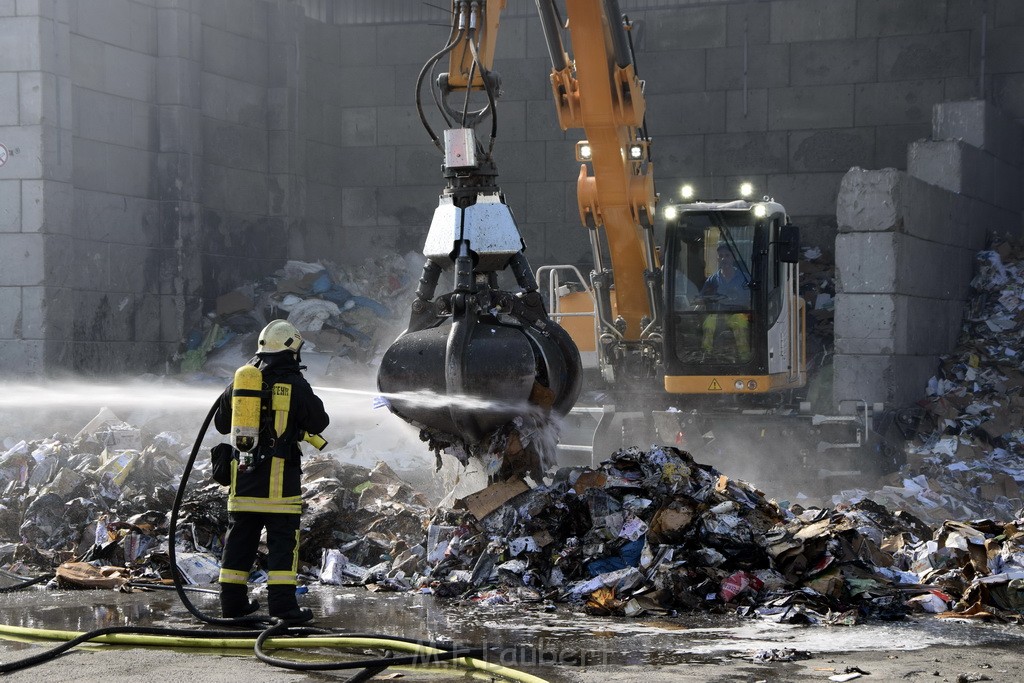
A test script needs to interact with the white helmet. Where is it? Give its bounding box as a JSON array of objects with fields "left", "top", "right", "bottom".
[{"left": 257, "top": 319, "right": 303, "bottom": 355}]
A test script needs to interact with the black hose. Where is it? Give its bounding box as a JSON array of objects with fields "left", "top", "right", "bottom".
[{"left": 0, "top": 573, "right": 54, "bottom": 593}]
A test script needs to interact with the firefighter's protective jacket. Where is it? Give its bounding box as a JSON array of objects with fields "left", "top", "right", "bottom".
[{"left": 214, "top": 353, "right": 329, "bottom": 515}]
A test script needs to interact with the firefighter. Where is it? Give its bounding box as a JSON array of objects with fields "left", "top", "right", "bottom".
[{"left": 213, "top": 319, "right": 329, "bottom": 623}]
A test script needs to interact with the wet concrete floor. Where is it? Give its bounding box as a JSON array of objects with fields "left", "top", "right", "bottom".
[{"left": 2, "top": 584, "right": 1024, "bottom": 681}]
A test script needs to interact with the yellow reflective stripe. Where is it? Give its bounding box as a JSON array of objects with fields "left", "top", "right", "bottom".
[
  {"left": 228, "top": 496, "right": 302, "bottom": 514},
  {"left": 219, "top": 568, "right": 248, "bottom": 584},
  {"left": 291, "top": 528, "right": 300, "bottom": 574},
  {"left": 269, "top": 456, "right": 285, "bottom": 499},
  {"left": 267, "top": 570, "right": 296, "bottom": 586}
]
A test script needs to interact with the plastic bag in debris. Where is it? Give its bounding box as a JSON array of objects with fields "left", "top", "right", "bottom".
[
  {"left": 286, "top": 298, "right": 341, "bottom": 332},
  {"left": 319, "top": 549, "right": 348, "bottom": 585},
  {"left": 175, "top": 551, "right": 221, "bottom": 585}
]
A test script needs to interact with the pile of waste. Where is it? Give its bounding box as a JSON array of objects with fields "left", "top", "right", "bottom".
[
  {"left": 837, "top": 240, "right": 1024, "bottom": 527},
  {"left": 179, "top": 253, "right": 424, "bottom": 379}
]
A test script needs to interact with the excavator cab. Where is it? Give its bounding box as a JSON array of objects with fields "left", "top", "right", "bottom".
[{"left": 662, "top": 200, "right": 806, "bottom": 396}]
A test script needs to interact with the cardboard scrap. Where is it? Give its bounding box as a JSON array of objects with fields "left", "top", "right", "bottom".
[{"left": 459, "top": 478, "right": 530, "bottom": 520}]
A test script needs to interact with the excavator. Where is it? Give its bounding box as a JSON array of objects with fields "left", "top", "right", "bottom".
[{"left": 377, "top": 0, "right": 876, "bottom": 483}]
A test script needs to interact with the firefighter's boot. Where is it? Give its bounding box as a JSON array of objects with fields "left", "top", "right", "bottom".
[
  {"left": 219, "top": 583, "right": 259, "bottom": 618},
  {"left": 268, "top": 584, "right": 313, "bottom": 624}
]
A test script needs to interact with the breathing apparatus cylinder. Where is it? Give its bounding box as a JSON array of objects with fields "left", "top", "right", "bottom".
[{"left": 230, "top": 364, "right": 263, "bottom": 452}]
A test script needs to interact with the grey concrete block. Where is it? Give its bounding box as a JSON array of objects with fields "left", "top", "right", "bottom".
[
  {"left": 875, "top": 122, "right": 930, "bottom": 169},
  {"left": 493, "top": 57, "right": 554, "bottom": 102},
  {"left": 789, "top": 128, "right": 875, "bottom": 173},
  {"left": 108, "top": 244, "right": 156, "bottom": 292},
  {"left": 376, "top": 23, "right": 449, "bottom": 66},
  {"left": 996, "top": 0, "right": 1024, "bottom": 26},
  {"left": 525, "top": 180, "right": 565, "bottom": 225},
  {"left": 104, "top": 144, "right": 153, "bottom": 197},
  {"left": 337, "top": 107, "right": 376, "bottom": 147},
  {"left": 831, "top": 353, "right": 894, "bottom": 408},
  {"left": 994, "top": 156, "right": 1022, "bottom": 212},
  {"left": 0, "top": 1, "right": 14, "bottom": 16},
  {"left": 333, "top": 66, "right": 396, "bottom": 107},
  {"left": 901, "top": 296, "right": 963, "bottom": 357},
  {"left": 543, "top": 138, "right": 579, "bottom": 184},
  {"left": 377, "top": 105, "right": 429, "bottom": 147},
  {"left": 156, "top": 152, "right": 202, "bottom": 203},
  {"left": 157, "top": 6, "right": 197, "bottom": 60},
  {"left": 73, "top": 87, "right": 134, "bottom": 146},
  {"left": 202, "top": 119, "right": 266, "bottom": 171},
  {"left": 374, "top": 184, "right": 436, "bottom": 228},
  {"left": 341, "top": 186, "right": 377, "bottom": 227},
  {"left": 726, "top": 2, "right": 771, "bottom": 46},
  {"left": 23, "top": 179, "right": 71, "bottom": 233},
  {"left": 0, "top": 16, "right": 41, "bottom": 70},
  {"left": 103, "top": 44, "right": 157, "bottom": 102},
  {"left": 725, "top": 89, "right": 767, "bottom": 133},
  {"left": 897, "top": 234, "right": 976, "bottom": 300},
  {"left": 70, "top": 34, "right": 104, "bottom": 92},
  {"left": 492, "top": 100, "right": 526, "bottom": 143},
  {"left": 72, "top": 0, "right": 132, "bottom": 47},
  {"left": 641, "top": 48, "right": 706, "bottom": 95},
  {"left": 0, "top": 73, "right": 16, "bottom": 125},
  {"left": 704, "top": 131, "right": 787, "bottom": 176},
  {"left": 705, "top": 44, "right": 790, "bottom": 91},
  {"left": 907, "top": 139, "right": 994, "bottom": 202},
  {"left": 495, "top": 139, "right": 548, "bottom": 184},
  {"left": 933, "top": 100, "right": 1024, "bottom": 166},
  {"left": 492, "top": 15, "right": 526, "bottom": 61},
  {"left": 790, "top": 39, "right": 877, "bottom": 87},
  {"left": 525, "top": 99, "right": 567, "bottom": 142},
  {"left": 834, "top": 293, "right": 896, "bottom": 355},
  {"left": 878, "top": 33, "right": 971, "bottom": 82},
  {"left": 201, "top": 26, "right": 266, "bottom": 85},
  {"left": 395, "top": 145, "right": 442, "bottom": 186},
  {"left": 835, "top": 230, "right": 897, "bottom": 293},
  {"left": 0, "top": 180, "right": 17, "bottom": 232},
  {"left": 856, "top": 0, "right": 946, "bottom": 37},
  {"left": 310, "top": 143, "right": 394, "bottom": 188},
  {"left": 0, "top": 233, "right": 43, "bottom": 285},
  {"left": 770, "top": 0, "right": 856, "bottom": 43},
  {"left": 0, "top": 340, "right": 43, "bottom": 374},
  {"left": 157, "top": 104, "right": 201, "bottom": 153},
  {"left": 18, "top": 70, "right": 60, "bottom": 126},
  {"left": 0, "top": 125, "right": 45, "bottom": 180},
  {"left": 199, "top": 73, "right": 264, "bottom": 126},
  {"left": 336, "top": 24, "right": 377, "bottom": 67},
  {"left": 854, "top": 80, "right": 944, "bottom": 126},
  {"left": 769, "top": 85, "right": 855, "bottom": 130},
  {"left": 646, "top": 6, "right": 726, "bottom": 51},
  {"left": 129, "top": 2, "right": 155, "bottom": 54},
  {"left": 990, "top": 73, "right": 1024, "bottom": 123},
  {"left": 0, "top": 285, "right": 21, "bottom": 337},
  {"left": 987, "top": 26, "right": 1024, "bottom": 73},
  {"left": 765, "top": 172, "right": 843, "bottom": 216},
  {"left": 947, "top": 0, "right": 986, "bottom": 31},
  {"left": 837, "top": 168, "right": 900, "bottom": 232},
  {"left": 646, "top": 133, "right": 703, "bottom": 178},
  {"left": 646, "top": 91, "right": 725, "bottom": 135}
]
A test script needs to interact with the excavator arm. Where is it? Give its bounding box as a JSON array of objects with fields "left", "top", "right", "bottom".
[{"left": 376, "top": 0, "right": 658, "bottom": 470}]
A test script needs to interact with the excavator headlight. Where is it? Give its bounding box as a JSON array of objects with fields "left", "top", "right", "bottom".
[
  {"left": 576, "top": 141, "right": 593, "bottom": 161},
  {"left": 664, "top": 205, "right": 678, "bottom": 220},
  {"left": 753, "top": 204, "right": 768, "bottom": 218},
  {"left": 739, "top": 182, "right": 754, "bottom": 198},
  {"left": 680, "top": 184, "right": 695, "bottom": 201},
  {"left": 627, "top": 141, "right": 647, "bottom": 161}
]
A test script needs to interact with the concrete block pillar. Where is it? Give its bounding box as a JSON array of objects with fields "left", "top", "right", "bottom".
[
  {"left": 156, "top": 0, "right": 204, "bottom": 349},
  {"left": 0, "top": 0, "right": 72, "bottom": 374}
]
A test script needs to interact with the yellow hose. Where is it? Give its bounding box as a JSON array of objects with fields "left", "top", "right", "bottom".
[{"left": 0, "top": 624, "right": 550, "bottom": 683}]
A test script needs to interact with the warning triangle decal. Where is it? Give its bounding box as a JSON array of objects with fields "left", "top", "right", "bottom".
[{"left": 708, "top": 379, "right": 722, "bottom": 391}]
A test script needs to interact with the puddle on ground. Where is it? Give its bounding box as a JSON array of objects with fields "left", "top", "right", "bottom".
[{"left": 2, "top": 584, "right": 1024, "bottom": 674}]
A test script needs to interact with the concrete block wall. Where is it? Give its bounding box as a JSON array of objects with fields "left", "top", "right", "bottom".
[
  {"left": 833, "top": 99, "right": 1024, "bottom": 410},
  {"left": 3, "top": 0, "right": 1024, "bottom": 374}
]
